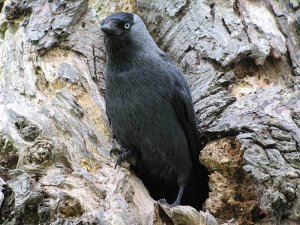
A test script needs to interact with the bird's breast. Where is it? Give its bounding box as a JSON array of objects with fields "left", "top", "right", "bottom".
[
  {"left": 106, "top": 75, "right": 163, "bottom": 123},
  {"left": 105, "top": 70, "right": 174, "bottom": 146}
]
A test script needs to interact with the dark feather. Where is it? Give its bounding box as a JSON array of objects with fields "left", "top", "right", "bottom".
[{"left": 101, "top": 12, "right": 209, "bottom": 209}]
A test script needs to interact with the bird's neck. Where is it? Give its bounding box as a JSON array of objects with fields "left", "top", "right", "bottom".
[
  {"left": 105, "top": 39, "right": 144, "bottom": 71},
  {"left": 104, "top": 35, "right": 161, "bottom": 72}
]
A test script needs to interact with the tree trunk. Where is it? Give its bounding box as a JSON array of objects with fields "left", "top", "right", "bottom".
[{"left": 0, "top": 0, "right": 299, "bottom": 225}]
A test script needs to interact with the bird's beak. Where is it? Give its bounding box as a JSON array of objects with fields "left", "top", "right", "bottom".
[
  {"left": 100, "top": 21, "right": 112, "bottom": 32},
  {"left": 100, "top": 20, "right": 119, "bottom": 35}
]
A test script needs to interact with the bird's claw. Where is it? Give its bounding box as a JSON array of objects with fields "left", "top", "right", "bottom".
[
  {"left": 115, "top": 153, "right": 126, "bottom": 169},
  {"left": 113, "top": 148, "right": 132, "bottom": 169},
  {"left": 170, "top": 200, "right": 180, "bottom": 208},
  {"left": 110, "top": 147, "right": 122, "bottom": 156},
  {"left": 157, "top": 198, "right": 169, "bottom": 205},
  {"left": 157, "top": 198, "right": 180, "bottom": 208}
]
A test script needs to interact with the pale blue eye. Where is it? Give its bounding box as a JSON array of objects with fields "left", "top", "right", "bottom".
[{"left": 124, "top": 23, "right": 130, "bottom": 29}]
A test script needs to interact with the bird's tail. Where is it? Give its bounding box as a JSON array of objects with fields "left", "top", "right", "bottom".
[
  {"left": 181, "top": 158, "right": 209, "bottom": 210},
  {"left": 183, "top": 131, "right": 210, "bottom": 210}
]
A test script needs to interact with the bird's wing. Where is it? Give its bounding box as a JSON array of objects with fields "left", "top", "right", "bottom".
[
  {"left": 168, "top": 69, "right": 201, "bottom": 160},
  {"left": 158, "top": 53, "right": 201, "bottom": 158},
  {"left": 166, "top": 63, "right": 209, "bottom": 202}
]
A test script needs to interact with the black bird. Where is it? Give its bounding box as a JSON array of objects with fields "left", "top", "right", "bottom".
[{"left": 101, "top": 12, "right": 209, "bottom": 208}]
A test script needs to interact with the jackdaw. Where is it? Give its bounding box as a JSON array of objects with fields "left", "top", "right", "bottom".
[{"left": 101, "top": 12, "right": 209, "bottom": 208}]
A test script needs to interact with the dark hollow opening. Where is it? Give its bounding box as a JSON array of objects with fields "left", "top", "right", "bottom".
[{"left": 132, "top": 163, "right": 210, "bottom": 211}]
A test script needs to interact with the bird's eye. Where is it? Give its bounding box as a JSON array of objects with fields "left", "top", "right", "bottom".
[{"left": 124, "top": 23, "right": 131, "bottom": 29}]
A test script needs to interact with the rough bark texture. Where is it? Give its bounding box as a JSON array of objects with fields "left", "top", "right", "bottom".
[{"left": 0, "top": 0, "right": 299, "bottom": 225}]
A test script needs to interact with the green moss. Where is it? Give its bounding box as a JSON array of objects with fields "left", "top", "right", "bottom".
[
  {"left": 0, "top": 21, "right": 21, "bottom": 39},
  {"left": 0, "top": 134, "right": 19, "bottom": 169},
  {"left": 0, "top": 21, "right": 8, "bottom": 39},
  {"left": 9, "top": 22, "right": 20, "bottom": 34}
]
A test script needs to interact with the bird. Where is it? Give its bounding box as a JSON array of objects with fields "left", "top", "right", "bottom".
[{"left": 100, "top": 12, "right": 209, "bottom": 208}]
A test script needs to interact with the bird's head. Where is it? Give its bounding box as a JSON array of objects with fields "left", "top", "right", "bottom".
[
  {"left": 100, "top": 12, "right": 135, "bottom": 37},
  {"left": 100, "top": 12, "right": 160, "bottom": 59}
]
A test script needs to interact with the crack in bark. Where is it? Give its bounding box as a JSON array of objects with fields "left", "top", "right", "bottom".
[
  {"left": 234, "top": 0, "right": 251, "bottom": 44},
  {"left": 209, "top": 3, "right": 215, "bottom": 27},
  {"left": 222, "top": 18, "right": 231, "bottom": 35}
]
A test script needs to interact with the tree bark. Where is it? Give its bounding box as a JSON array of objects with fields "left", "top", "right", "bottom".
[{"left": 0, "top": 0, "right": 299, "bottom": 225}]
